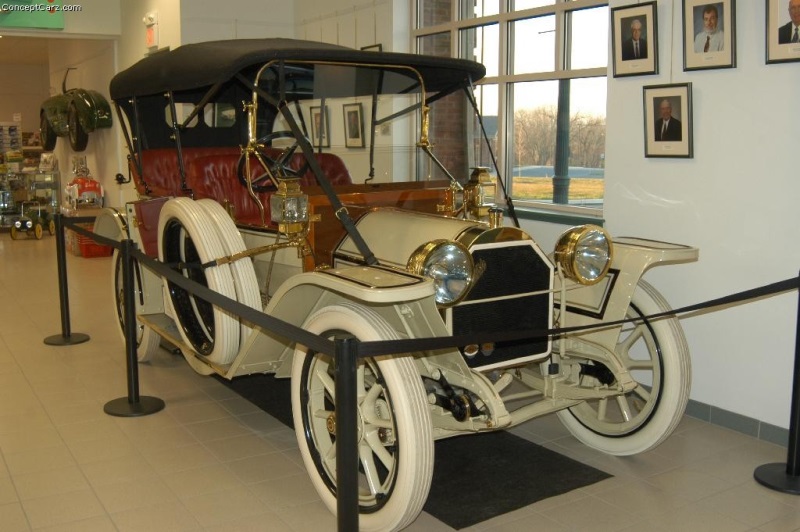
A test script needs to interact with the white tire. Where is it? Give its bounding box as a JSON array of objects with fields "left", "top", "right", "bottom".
[
  {"left": 112, "top": 249, "right": 161, "bottom": 362},
  {"left": 158, "top": 197, "right": 239, "bottom": 364},
  {"left": 196, "top": 199, "right": 262, "bottom": 346},
  {"left": 291, "top": 303, "right": 433, "bottom": 532},
  {"left": 557, "top": 279, "right": 691, "bottom": 455}
]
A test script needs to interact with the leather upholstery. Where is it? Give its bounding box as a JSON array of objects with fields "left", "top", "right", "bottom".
[{"left": 131, "top": 147, "right": 353, "bottom": 225}]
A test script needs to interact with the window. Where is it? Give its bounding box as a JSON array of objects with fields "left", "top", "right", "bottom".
[{"left": 414, "top": 0, "right": 608, "bottom": 212}]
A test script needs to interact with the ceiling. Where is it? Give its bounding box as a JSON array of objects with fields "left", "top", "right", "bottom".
[{"left": 0, "top": 36, "right": 50, "bottom": 65}]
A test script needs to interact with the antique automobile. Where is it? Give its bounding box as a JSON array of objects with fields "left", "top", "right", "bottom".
[
  {"left": 10, "top": 200, "right": 54, "bottom": 240},
  {"left": 39, "top": 68, "right": 113, "bottom": 152},
  {"left": 94, "top": 38, "right": 698, "bottom": 531}
]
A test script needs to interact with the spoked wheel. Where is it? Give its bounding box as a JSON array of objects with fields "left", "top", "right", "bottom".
[
  {"left": 48, "top": 220, "right": 56, "bottom": 236},
  {"left": 237, "top": 130, "right": 308, "bottom": 192},
  {"left": 557, "top": 279, "right": 691, "bottom": 455},
  {"left": 68, "top": 102, "right": 88, "bottom": 152},
  {"left": 292, "top": 303, "right": 433, "bottom": 532},
  {"left": 9, "top": 226, "right": 18, "bottom": 240},
  {"left": 33, "top": 223, "right": 43, "bottom": 240},
  {"left": 158, "top": 198, "right": 240, "bottom": 364},
  {"left": 112, "top": 249, "right": 161, "bottom": 362}
]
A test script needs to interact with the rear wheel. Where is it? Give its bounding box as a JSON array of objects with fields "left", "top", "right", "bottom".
[
  {"left": 48, "top": 220, "right": 56, "bottom": 235},
  {"left": 292, "top": 303, "right": 433, "bottom": 532},
  {"left": 68, "top": 102, "right": 88, "bottom": 152},
  {"left": 557, "top": 280, "right": 691, "bottom": 455},
  {"left": 112, "top": 249, "right": 161, "bottom": 362}
]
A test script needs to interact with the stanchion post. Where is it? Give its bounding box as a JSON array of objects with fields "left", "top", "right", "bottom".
[
  {"left": 104, "top": 239, "right": 165, "bottom": 417},
  {"left": 44, "top": 212, "right": 90, "bottom": 346},
  {"left": 754, "top": 270, "right": 800, "bottom": 493},
  {"left": 335, "top": 336, "right": 359, "bottom": 531}
]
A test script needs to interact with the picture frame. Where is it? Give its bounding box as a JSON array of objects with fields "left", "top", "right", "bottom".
[
  {"left": 310, "top": 105, "right": 330, "bottom": 148},
  {"left": 766, "top": 0, "right": 800, "bottom": 64},
  {"left": 682, "top": 0, "right": 736, "bottom": 70},
  {"left": 643, "top": 83, "right": 693, "bottom": 159},
  {"left": 343, "top": 103, "right": 365, "bottom": 148},
  {"left": 611, "top": 2, "right": 658, "bottom": 77}
]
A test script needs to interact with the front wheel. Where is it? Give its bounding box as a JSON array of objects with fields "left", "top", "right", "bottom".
[
  {"left": 291, "top": 303, "right": 433, "bottom": 532},
  {"left": 33, "top": 223, "right": 43, "bottom": 240},
  {"left": 557, "top": 279, "right": 691, "bottom": 455}
]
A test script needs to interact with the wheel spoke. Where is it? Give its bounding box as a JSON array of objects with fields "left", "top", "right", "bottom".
[
  {"left": 615, "top": 395, "right": 633, "bottom": 422},
  {"left": 364, "top": 431, "right": 395, "bottom": 471},
  {"left": 597, "top": 397, "right": 608, "bottom": 421},
  {"left": 316, "top": 367, "right": 336, "bottom": 398},
  {"left": 358, "top": 443, "right": 382, "bottom": 496},
  {"left": 618, "top": 323, "right": 645, "bottom": 357},
  {"left": 633, "top": 384, "right": 651, "bottom": 403}
]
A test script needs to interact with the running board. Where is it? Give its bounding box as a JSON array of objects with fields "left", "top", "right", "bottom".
[{"left": 137, "top": 313, "right": 227, "bottom": 376}]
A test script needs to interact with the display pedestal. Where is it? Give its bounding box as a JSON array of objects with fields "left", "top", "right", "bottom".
[
  {"left": 44, "top": 332, "right": 90, "bottom": 346},
  {"left": 104, "top": 396, "right": 165, "bottom": 417}
]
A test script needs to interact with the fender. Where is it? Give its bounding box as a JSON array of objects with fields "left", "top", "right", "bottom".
[
  {"left": 557, "top": 237, "right": 698, "bottom": 349},
  {"left": 72, "top": 89, "right": 114, "bottom": 131},
  {"left": 225, "top": 265, "right": 436, "bottom": 378},
  {"left": 92, "top": 206, "right": 127, "bottom": 241}
]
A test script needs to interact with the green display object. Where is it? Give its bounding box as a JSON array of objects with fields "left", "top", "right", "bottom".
[{"left": 0, "top": 1, "right": 66, "bottom": 30}]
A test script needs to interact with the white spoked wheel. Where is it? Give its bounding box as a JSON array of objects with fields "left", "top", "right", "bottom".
[
  {"left": 196, "top": 199, "right": 262, "bottom": 346},
  {"left": 291, "top": 303, "right": 433, "bottom": 532},
  {"left": 158, "top": 198, "right": 239, "bottom": 365},
  {"left": 112, "top": 249, "right": 161, "bottom": 362},
  {"left": 557, "top": 279, "right": 691, "bottom": 455}
]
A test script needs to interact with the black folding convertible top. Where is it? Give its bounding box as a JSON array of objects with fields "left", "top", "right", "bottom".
[{"left": 110, "top": 38, "right": 486, "bottom": 100}]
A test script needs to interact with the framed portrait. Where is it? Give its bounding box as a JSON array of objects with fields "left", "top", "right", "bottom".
[
  {"left": 343, "top": 103, "right": 365, "bottom": 148},
  {"left": 767, "top": 0, "right": 800, "bottom": 64},
  {"left": 682, "top": 0, "right": 736, "bottom": 70},
  {"left": 611, "top": 2, "right": 659, "bottom": 77},
  {"left": 643, "top": 83, "right": 693, "bottom": 159},
  {"left": 310, "top": 106, "right": 330, "bottom": 148}
]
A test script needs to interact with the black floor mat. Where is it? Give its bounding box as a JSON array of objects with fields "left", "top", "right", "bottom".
[{"left": 218, "top": 373, "right": 611, "bottom": 530}]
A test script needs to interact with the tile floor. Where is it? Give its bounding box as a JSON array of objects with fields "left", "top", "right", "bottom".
[{"left": 1, "top": 237, "right": 799, "bottom": 531}]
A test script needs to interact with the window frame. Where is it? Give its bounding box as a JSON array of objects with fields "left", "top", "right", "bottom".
[{"left": 413, "top": 0, "right": 608, "bottom": 217}]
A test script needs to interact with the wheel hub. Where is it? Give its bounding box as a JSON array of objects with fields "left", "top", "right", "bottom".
[{"left": 325, "top": 411, "right": 366, "bottom": 442}]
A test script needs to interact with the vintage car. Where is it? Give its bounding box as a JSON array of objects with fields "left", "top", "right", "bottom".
[
  {"left": 39, "top": 68, "right": 113, "bottom": 152},
  {"left": 10, "top": 200, "right": 55, "bottom": 240},
  {"left": 95, "top": 38, "right": 698, "bottom": 531}
]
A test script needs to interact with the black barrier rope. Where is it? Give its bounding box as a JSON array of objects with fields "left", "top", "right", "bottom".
[
  {"left": 65, "top": 217, "right": 800, "bottom": 356},
  {"left": 58, "top": 213, "right": 800, "bottom": 528}
]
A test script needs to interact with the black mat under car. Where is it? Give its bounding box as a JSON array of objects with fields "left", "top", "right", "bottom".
[{"left": 218, "top": 373, "right": 611, "bottom": 530}]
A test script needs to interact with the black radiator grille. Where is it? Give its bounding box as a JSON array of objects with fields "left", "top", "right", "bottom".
[{"left": 453, "top": 243, "right": 553, "bottom": 369}]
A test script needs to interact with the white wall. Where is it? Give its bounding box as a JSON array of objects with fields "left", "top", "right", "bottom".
[
  {"left": 180, "top": 0, "right": 294, "bottom": 43},
  {"left": 295, "top": 0, "right": 395, "bottom": 50},
  {"left": 0, "top": 65, "right": 49, "bottom": 132},
  {"left": 605, "top": 0, "right": 800, "bottom": 428}
]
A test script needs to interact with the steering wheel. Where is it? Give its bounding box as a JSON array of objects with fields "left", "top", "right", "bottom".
[{"left": 237, "top": 130, "right": 309, "bottom": 193}]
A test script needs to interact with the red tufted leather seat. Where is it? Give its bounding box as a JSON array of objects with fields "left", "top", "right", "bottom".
[{"left": 131, "top": 147, "right": 353, "bottom": 226}]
